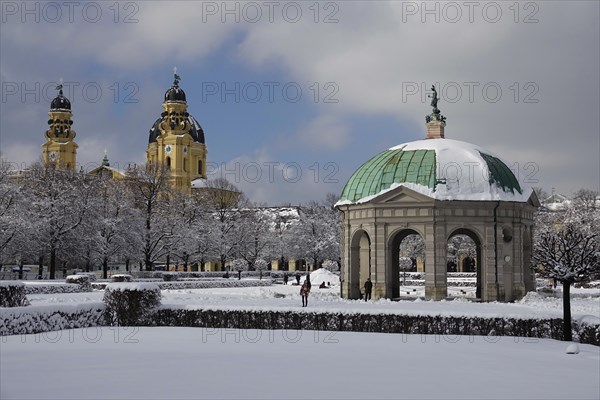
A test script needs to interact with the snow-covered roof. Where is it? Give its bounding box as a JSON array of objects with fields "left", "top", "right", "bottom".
[
  {"left": 337, "top": 138, "right": 534, "bottom": 205},
  {"left": 191, "top": 178, "right": 208, "bottom": 188}
]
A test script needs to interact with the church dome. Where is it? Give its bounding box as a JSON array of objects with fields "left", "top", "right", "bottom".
[
  {"left": 164, "top": 82, "right": 186, "bottom": 102},
  {"left": 148, "top": 115, "right": 205, "bottom": 144},
  {"left": 338, "top": 138, "right": 532, "bottom": 204},
  {"left": 50, "top": 90, "right": 71, "bottom": 110}
]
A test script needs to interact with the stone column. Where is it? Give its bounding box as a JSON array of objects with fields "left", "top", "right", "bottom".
[{"left": 424, "top": 219, "right": 447, "bottom": 300}]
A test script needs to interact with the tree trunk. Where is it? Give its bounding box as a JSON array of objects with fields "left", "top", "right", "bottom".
[
  {"left": 125, "top": 258, "right": 130, "bottom": 272},
  {"left": 562, "top": 282, "right": 573, "bottom": 341},
  {"left": 166, "top": 254, "right": 170, "bottom": 272},
  {"left": 145, "top": 252, "right": 152, "bottom": 271},
  {"left": 50, "top": 247, "right": 56, "bottom": 280},
  {"left": 103, "top": 257, "right": 108, "bottom": 279},
  {"left": 18, "top": 258, "right": 24, "bottom": 280},
  {"left": 38, "top": 255, "right": 44, "bottom": 279}
]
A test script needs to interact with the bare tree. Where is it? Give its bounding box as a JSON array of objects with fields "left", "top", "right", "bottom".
[
  {"left": 126, "top": 163, "right": 173, "bottom": 271},
  {"left": 234, "top": 207, "right": 273, "bottom": 272},
  {"left": 533, "top": 199, "right": 599, "bottom": 341},
  {"left": 21, "top": 163, "right": 94, "bottom": 279},
  {"left": 201, "top": 178, "right": 246, "bottom": 270},
  {"left": 0, "top": 159, "right": 21, "bottom": 254}
]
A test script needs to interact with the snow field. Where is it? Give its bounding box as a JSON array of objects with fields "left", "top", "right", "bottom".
[{"left": 1, "top": 327, "right": 598, "bottom": 400}]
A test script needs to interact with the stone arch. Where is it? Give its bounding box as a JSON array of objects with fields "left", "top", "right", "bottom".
[
  {"left": 349, "top": 229, "right": 371, "bottom": 300},
  {"left": 387, "top": 228, "right": 424, "bottom": 299},
  {"left": 447, "top": 227, "right": 483, "bottom": 299}
]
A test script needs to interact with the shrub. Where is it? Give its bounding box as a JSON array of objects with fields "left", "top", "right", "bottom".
[
  {"left": 111, "top": 274, "right": 132, "bottom": 282},
  {"left": 0, "top": 303, "right": 105, "bottom": 335},
  {"left": 103, "top": 283, "right": 161, "bottom": 326},
  {"left": 0, "top": 281, "right": 30, "bottom": 307},
  {"left": 66, "top": 275, "right": 92, "bottom": 291},
  {"left": 162, "top": 272, "right": 179, "bottom": 282}
]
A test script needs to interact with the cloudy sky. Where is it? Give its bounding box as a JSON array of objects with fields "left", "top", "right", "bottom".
[{"left": 1, "top": 1, "right": 598, "bottom": 205}]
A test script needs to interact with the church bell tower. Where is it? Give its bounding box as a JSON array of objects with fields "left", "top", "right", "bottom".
[
  {"left": 147, "top": 69, "right": 207, "bottom": 191},
  {"left": 42, "top": 80, "right": 78, "bottom": 170}
]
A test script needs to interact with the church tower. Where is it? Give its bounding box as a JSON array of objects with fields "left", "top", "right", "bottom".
[
  {"left": 147, "top": 69, "right": 207, "bottom": 191},
  {"left": 42, "top": 82, "right": 78, "bottom": 170}
]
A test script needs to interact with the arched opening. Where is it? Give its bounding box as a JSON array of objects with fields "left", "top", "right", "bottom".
[
  {"left": 388, "top": 229, "right": 424, "bottom": 299},
  {"left": 446, "top": 229, "right": 482, "bottom": 299},
  {"left": 349, "top": 230, "right": 370, "bottom": 300}
]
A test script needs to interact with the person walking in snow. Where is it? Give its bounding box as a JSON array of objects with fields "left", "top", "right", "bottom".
[
  {"left": 300, "top": 277, "right": 311, "bottom": 307},
  {"left": 283, "top": 274, "right": 289, "bottom": 285},
  {"left": 364, "top": 278, "right": 373, "bottom": 301},
  {"left": 295, "top": 272, "right": 301, "bottom": 285}
]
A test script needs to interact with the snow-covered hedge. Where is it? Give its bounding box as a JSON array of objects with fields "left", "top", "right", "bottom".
[
  {"left": 133, "top": 271, "right": 278, "bottom": 280},
  {"left": 0, "top": 281, "right": 30, "bottom": 307},
  {"left": 93, "top": 279, "right": 272, "bottom": 291},
  {"left": 158, "top": 279, "right": 273, "bottom": 290},
  {"left": 162, "top": 272, "right": 179, "bottom": 282},
  {"left": 151, "top": 309, "right": 600, "bottom": 346},
  {"left": 111, "top": 274, "right": 132, "bottom": 282},
  {"left": 103, "top": 283, "right": 161, "bottom": 326},
  {"left": 574, "top": 281, "right": 600, "bottom": 289},
  {"left": 0, "top": 303, "right": 105, "bottom": 335},
  {"left": 65, "top": 275, "right": 92, "bottom": 291},
  {"left": 24, "top": 283, "right": 88, "bottom": 295}
]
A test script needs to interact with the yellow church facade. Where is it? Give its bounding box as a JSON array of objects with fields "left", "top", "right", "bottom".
[{"left": 42, "top": 73, "right": 207, "bottom": 193}]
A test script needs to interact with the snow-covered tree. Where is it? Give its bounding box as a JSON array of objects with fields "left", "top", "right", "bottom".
[
  {"left": 269, "top": 207, "right": 300, "bottom": 269},
  {"left": 234, "top": 207, "right": 273, "bottom": 271},
  {"left": 91, "top": 178, "right": 140, "bottom": 278},
  {"left": 0, "top": 160, "right": 23, "bottom": 256},
  {"left": 533, "top": 192, "right": 599, "bottom": 341},
  {"left": 293, "top": 197, "right": 340, "bottom": 270},
  {"left": 399, "top": 234, "right": 424, "bottom": 261},
  {"left": 322, "top": 259, "right": 339, "bottom": 272},
  {"left": 21, "top": 163, "right": 94, "bottom": 279},
  {"left": 201, "top": 178, "right": 246, "bottom": 270},
  {"left": 166, "top": 190, "right": 204, "bottom": 271},
  {"left": 231, "top": 258, "right": 248, "bottom": 279},
  {"left": 126, "top": 163, "right": 173, "bottom": 271},
  {"left": 254, "top": 258, "right": 269, "bottom": 280}
]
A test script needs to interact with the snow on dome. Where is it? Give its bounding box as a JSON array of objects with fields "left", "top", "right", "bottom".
[{"left": 337, "top": 138, "right": 533, "bottom": 205}]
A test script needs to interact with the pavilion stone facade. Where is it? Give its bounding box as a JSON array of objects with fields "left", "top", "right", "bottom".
[{"left": 337, "top": 188, "right": 538, "bottom": 302}]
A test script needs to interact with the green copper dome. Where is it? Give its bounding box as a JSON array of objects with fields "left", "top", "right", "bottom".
[{"left": 339, "top": 139, "right": 526, "bottom": 204}]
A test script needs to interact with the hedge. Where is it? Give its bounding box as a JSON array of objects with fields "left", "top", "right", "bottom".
[
  {"left": 103, "top": 283, "right": 161, "bottom": 326},
  {"left": 0, "top": 281, "right": 30, "bottom": 307},
  {"left": 0, "top": 303, "right": 105, "bottom": 335},
  {"left": 24, "top": 283, "right": 88, "bottom": 295},
  {"left": 150, "top": 308, "right": 599, "bottom": 346}
]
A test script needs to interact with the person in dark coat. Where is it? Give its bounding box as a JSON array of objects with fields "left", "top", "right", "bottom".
[
  {"left": 295, "top": 272, "right": 301, "bottom": 285},
  {"left": 364, "top": 278, "right": 373, "bottom": 301},
  {"left": 283, "top": 274, "right": 289, "bottom": 285},
  {"left": 300, "top": 280, "right": 311, "bottom": 307}
]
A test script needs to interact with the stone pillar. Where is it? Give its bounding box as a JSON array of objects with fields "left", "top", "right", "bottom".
[
  {"left": 372, "top": 222, "right": 386, "bottom": 300},
  {"left": 424, "top": 220, "right": 447, "bottom": 300}
]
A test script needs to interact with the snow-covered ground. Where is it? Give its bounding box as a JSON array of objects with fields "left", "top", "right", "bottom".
[
  {"left": 1, "top": 327, "right": 598, "bottom": 400},
  {"left": 25, "top": 283, "right": 600, "bottom": 321},
  {"left": 5, "top": 274, "right": 600, "bottom": 399}
]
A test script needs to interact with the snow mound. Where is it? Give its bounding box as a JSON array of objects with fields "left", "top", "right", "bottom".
[{"left": 306, "top": 268, "right": 340, "bottom": 287}]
